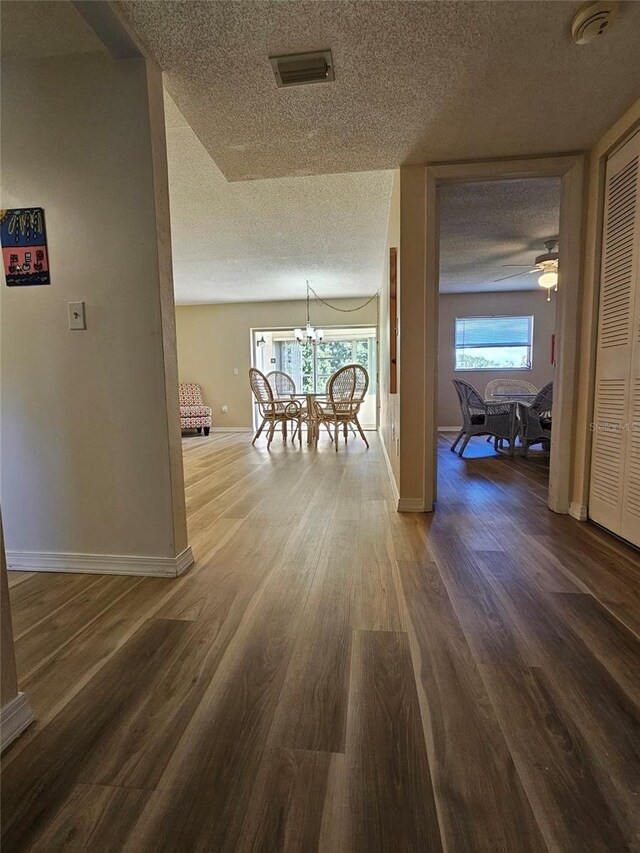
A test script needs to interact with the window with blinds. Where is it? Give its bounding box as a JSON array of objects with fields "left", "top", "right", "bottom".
[{"left": 454, "top": 315, "right": 534, "bottom": 371}]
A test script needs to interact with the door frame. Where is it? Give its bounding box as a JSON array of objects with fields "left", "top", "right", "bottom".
[{"left": 423, "top": 154, "right": 585, "bottom": 513}]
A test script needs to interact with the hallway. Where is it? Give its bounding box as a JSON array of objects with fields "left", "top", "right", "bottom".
[{"left": 2, "top": 433, "right": 639, "bottom": 851}]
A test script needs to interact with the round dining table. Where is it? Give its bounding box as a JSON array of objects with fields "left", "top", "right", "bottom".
[{"left": 292, "top": 391, "right": 327, "bottom": 445}]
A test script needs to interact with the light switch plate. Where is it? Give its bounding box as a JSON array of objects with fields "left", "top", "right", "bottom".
[{"left": 68, "top": 301, "right": 86, "bottom": 330}]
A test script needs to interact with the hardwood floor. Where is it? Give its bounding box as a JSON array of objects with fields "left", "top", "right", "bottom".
[{"left": 2, "top": 431, "right": 639, "bottom": 852}]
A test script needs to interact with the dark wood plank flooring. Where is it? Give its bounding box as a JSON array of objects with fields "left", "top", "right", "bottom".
[{"left": 2, "top": 430, "right": 639, "bottom": 852}]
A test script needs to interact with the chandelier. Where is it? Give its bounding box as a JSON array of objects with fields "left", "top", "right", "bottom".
[{"left": 294, "top": 281, "right": 324, "bottom": 345}]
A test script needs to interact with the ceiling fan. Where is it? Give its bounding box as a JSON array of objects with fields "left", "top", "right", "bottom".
[{"left": 493, "top": 239, "right": 559, "bottom": 300}]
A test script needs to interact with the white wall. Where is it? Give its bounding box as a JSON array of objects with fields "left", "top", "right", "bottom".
[
  {"left": 176, "top": 298, "right": 378, "bottom": 429},
  {"left": 438, "top": 290, "right": 556, "bottom": 427},
  {"left": 0, "top": 53, "right": 187, "bottom": 564}
]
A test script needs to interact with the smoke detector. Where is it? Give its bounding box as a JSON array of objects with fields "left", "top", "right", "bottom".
[
  {"left": 269, "top": 50, "right": 334, "bottom": 88},
  {"left": 571, "top": 1, "right": 619, "bottom": 44}
]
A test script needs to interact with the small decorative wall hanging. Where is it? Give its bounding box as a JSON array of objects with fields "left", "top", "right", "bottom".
[{"left": 1, "top": 208, "right": 51, "bottom": 286}]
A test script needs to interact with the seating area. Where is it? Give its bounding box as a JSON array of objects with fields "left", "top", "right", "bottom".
[
  {"left": 179, "top": 383, "right": 212, "bottom": 436},
  {"left": 451, "top": 378, "right": 553, "bottom": 458},
  {"left": 249, "top": 364, "right": 370, "bottom": 451}
]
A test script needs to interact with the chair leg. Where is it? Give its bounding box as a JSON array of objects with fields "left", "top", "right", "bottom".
[
  {"left": 283, "top": 419, "right": 287, "bottom": 442},
  {"left": 196, "top": 427, "right": 202, "bottom": 434},
  {"left": 354, "top": 417, "right": 369, "bottom": 448},
  {"left": 252, "top": 417, "right": 267, "bottom": 445},
  {"left": 334, "top": 419, "right": 340, "bottom": 451},
  {"left": 204, "top": 427, "right": 210, "bottom": 436},
  {"left": 266, "top": 420, "right": 276, "bottom": 449},
  {"left": 458, "top": 433, "right": 472, "bottom": 457},
  {"left": 324, "top": 422, "right": 333, "bottom": 441},
  {"left": 450, "top": 429, "right": 464, "bottom": 452}
]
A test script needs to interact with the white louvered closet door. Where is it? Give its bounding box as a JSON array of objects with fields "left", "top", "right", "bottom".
[{"left": 589, "top": 129, "right": 640, "bottom": 543}]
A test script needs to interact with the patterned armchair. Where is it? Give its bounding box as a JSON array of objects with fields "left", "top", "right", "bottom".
[{"left": 179, "top": 383, "right": 212, "bottom": 436}]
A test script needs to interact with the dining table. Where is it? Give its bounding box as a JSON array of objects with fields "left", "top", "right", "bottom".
[
  {"left": 484, "top": 395, "right": 534, "bottom": 453},
  {"left": 292, "top": 391, "right": 327, "bottom": 445}
]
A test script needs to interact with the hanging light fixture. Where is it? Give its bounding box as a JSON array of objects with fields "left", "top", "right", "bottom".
[
  {"left": 294, "top": 281, "right": 324, "bottom": 345},
  {"left": 535, "top": 241, "right": 559, "bottom": 302}
]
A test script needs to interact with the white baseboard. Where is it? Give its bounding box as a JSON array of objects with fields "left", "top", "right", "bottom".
[
  {"left": 6, "top": 545, "right": 195, "bottom": 578},
  {"left": 438, "top": 426, "right": 461, "bottom": 432},
  {"left": 1, "top": 693, "right": 35, "bottom": 753},
  {"left": 379, "top": 430, "right": 400, "bottom": 509},
  {"left": 569, "top": 502, "right": 588, "bottom": 522},
  {"left": 211, "top": 427, "right": 253, "bottom": 433},
  {"left": 397, "top": 497, "right": 427, "bottom": 512},
  {"left": 379, "top": 430, "right": 426, "bottom": 512}
]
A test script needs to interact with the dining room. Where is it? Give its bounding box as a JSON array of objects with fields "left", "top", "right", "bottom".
[{"left": 250, "top": 317, "right": 377, "bottom": 448}]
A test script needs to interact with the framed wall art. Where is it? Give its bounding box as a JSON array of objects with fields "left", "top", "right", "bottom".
[{"left": 1, "top": 208, "right": 51, "bottom": 286}]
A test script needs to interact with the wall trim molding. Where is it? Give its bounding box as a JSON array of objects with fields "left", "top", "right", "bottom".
[
  {"left": 6, "top": 546, "right": 195, "bottom": 578},
  {"left": 1, "top": 693, "right": 35, "bottom": 753},
  {"left": 437, "top": 426, "right": 461, "bottom": 432},
  {"left": 569, "top": 502, "right": 588, "bottom": 522},
  {"left": 397, "top": 497, "right": 427, "bottom": 513},
  {"left": 379, "top": 429, "right": 400, "bottom": 510},
  {"left": 211, "top": 427, "right": 253, "bottom": 433}
]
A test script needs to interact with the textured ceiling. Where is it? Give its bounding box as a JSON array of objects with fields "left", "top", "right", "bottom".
[
  {"left": 164, "top": 94, "right": 393, "bottom": 304},
  {"left": 0, "top": 1, "right": 106, "bottom": 58},
  {"left": 439, "top": 178, "right": 561, "bottom": 294},
  {"left": 119, "top": 0, "right": 640, "bottom": 181}
]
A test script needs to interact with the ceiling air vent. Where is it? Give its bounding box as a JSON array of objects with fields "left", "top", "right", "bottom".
[{"left": 269, "top": 50, "right": 334, "bottom": 88}]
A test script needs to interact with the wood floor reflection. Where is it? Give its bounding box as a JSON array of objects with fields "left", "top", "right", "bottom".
[{"left": 2, "top": 431, "right": 639, "bottom": 851}]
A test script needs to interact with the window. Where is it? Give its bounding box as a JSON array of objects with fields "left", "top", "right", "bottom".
[
  {"left": 274, "top": 334, "right": 376, "bottom": 394},
  {"left": 455, "top": 315, "right": 533, "bottom": 371}
]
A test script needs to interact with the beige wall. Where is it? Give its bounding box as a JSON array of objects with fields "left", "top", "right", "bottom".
[
  {"left": 175, "top": 298, "right": 378, "bottom": 429},
  {"left": 438, "top": 291, "right": 556, "bottom": 427},
  {"left": 570, "top": 97, "right": 640, "bottom": 518},
  {"left": 397, "top": 166, "right": 431, "bottom": 509},
  {"left": 0, "top": 53, "right": 187, "bottom": 561},
  {"left": 379, "top": 170, "right": 401, "bottom": 488}
]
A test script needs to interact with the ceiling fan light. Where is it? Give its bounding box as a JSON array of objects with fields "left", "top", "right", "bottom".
[{"left": 538, "top": 271, "right": 558, "bottom": 289}]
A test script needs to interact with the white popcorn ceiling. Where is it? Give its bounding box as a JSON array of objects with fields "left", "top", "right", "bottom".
[
  {"left": 120, "top": 0, "right": 640, "bottom": 182},
  {"left": 0, "top": 2, "right": 605, "bottom": 302},
  {"left": 439, "top": 178, "right": 561, "bottom": 294},
  {"left": 164, "top": 93, "right": 394, "bottom": 303},
  {"left": 167, "top": 89, "right": 560, "bottom": 301}
]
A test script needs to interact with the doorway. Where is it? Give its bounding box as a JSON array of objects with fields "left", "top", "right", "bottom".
[
  {"left": 436, "top": 177, "right": 560, "bottom": 493},
  {"left": 415, "top": 155, "right": 585, "bottom": 514}
]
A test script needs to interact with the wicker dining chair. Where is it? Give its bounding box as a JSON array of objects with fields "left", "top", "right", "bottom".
[
  {"left": 249, "top": 368, "right": 302, "bottom": 448},
  {"left": 485, "top": 378, "right": 539, "bottom": 400},
  {"left": 266, "top": 370, "right": 300, "bottom": 439},
  {"left": 517, "top": 381, "right": 553, "bottom": 456},
  {"left": 314, "top": 364, "right": 369, "bottom": 451},
  {"left": 266, "top": 370, "right": 296, "bottom": 398},
  {"left": 451, "top": 379, "right": 517, "bottom": 457}
]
